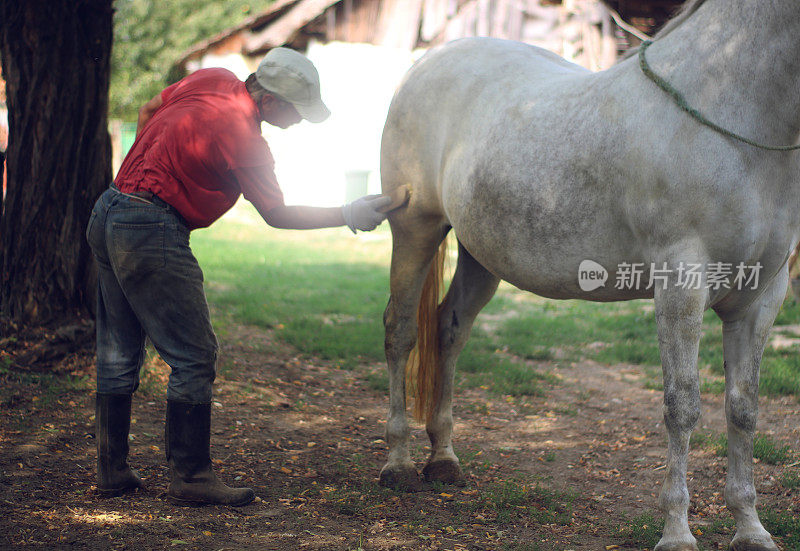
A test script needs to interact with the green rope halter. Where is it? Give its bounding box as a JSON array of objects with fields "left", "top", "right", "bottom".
[{"left": 638, "top": 40, "right": 800, "bottom": 151}]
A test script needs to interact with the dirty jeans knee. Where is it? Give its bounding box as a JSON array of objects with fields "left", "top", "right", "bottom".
[
  {"left": 166, "top": 346, "right": 218, "bottom": 404},
  {"left": 94, "top": 290, "right": 146, "bottom": 395},
  {"left": 96, "top": 355, "right": 145, "bottom": 395}
]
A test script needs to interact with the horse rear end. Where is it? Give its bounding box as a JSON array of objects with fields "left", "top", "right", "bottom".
[{"left": 378, "top": 37, "right": 582, "bottom": 489}]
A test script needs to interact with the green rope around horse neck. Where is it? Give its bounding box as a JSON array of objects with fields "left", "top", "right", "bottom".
[{"left": 638, "top": 40, "right": 800, "bottom": 151}]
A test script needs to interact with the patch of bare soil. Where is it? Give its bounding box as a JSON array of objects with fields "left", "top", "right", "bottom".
[{"left": 1, "top": 323, "right": 798, "bottom": 550}]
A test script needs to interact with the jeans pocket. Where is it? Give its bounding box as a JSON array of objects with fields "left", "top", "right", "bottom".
[{"left": 111, "top": 221, "right": 166, "bottom": 275}]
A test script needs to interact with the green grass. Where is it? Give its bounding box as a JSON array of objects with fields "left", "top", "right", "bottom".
[
  {"left": 0, "top": 368, "right": 91, "bottom": 409},
  {"left": 192, "top": 205, "right": 391, "bottom": 368},
  {"left": 619, "top": 514, "right": 737, "bottom": 551},
  {"left": 690, "top": 431, "right": 728, "bottom": 456},
  {"left": 690, "top": 432, "right": 792, "bottom": 464},
  {"left": 780, "top": 469, "right": 800, "bottom": 489},
  {"left": 364, "top": 368, "right": 389, "bottom": 392},
  {"left": 499, "top": 543, "right": 547, "bottom": 551},
  {"left": 192, "top": 204, "right": 800, "bottom": 400},
  {"left": 481, "top": 480, "right": 576, "bottom": 525},
  {"left": 753, "top": 434, "right": 792, "bottom": 465},
  {"left": 761, "top": 509, "right": 800, "bottom": 549},
  {"left": 617, "top": 513, "right": 664, "bottom": 549}
]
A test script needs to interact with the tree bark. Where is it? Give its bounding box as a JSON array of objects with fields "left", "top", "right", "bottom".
[{"left": 0, "top": 0, "right": 112, "bottom": 327}]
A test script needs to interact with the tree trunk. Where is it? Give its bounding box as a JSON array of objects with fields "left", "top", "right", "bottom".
[{"left": 0, "top": 0, "right": 112, "bottom": 328}]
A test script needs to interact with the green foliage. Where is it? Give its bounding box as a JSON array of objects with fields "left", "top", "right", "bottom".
[{"left": 111, "top": 0, "right": 274, "bottom": 119}]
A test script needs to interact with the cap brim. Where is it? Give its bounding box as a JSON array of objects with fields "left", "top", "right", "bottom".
[{"left": 293, "top": 99, "right": 331, "bottom": 123}]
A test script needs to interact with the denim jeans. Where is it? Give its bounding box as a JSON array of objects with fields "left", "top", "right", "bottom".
[{"left": 86, "top": 187, "right": 217, "bottom": 403}]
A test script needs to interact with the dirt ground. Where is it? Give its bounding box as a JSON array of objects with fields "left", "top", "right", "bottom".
[{"left": 1, "top": 322, "right": 799, "bottom": 550}]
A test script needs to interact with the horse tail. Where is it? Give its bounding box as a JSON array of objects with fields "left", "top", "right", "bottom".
[{"left": 406, "top": 238, "right": 448, "bottom": 423}]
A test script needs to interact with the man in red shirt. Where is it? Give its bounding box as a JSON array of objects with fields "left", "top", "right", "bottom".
[{"left": 86, "top": 48, "right": 390, "bottom": 506}]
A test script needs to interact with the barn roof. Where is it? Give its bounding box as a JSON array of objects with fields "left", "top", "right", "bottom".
[{"left": 175, "top": 0, "right": 686, "bottom": 73}]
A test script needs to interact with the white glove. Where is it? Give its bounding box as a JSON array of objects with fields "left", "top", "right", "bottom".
[{"left": 341, "top": 194, "right": 393, "bottom": 234}]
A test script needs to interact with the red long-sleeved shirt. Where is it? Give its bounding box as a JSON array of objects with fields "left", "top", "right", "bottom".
[{"left": 115, "top": 68, "right": 284, "bottom": 229}]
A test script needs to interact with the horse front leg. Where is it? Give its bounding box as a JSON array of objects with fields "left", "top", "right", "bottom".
[
  {"left": 718, "top": 269, "right": 785, "bottom": 551},
  {"left": 654, "top": 284, "right": 707, "bottom": 551},
  {"left": 423, "top": 241, "right": 499, "bottom": 484}
]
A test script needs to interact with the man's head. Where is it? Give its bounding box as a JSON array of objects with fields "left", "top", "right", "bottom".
[
  {"left": 247, "top": 47, "right": 330, "bottom": 127},
  {"left": 245, "top": 74, "right": 302, "bottom": 128}
]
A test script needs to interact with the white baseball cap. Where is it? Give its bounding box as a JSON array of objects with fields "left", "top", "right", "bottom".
[{"left": 255, "top": 47, "right": 331, "bottom": 123}]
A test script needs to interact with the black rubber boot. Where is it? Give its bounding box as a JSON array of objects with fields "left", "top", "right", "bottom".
[
  {"left": 96, "top": 393, "right": 143, "bottom": 496},
  {"left": 165, "top": 401, "right": 255, "bottom": 507}
]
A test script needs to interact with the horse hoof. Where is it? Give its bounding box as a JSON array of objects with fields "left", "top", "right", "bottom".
[
  {"left": 654, "top": 538, "right": 698, "bottom": 551},
  {"left": 422, "top": 459, "right": 465, "bottom": 485},
  {"left": 379, "top": 465, "right": 422, "bottom": 492},
  {"left": 729, "top": 533, "right": 779, "bottom": 551}
]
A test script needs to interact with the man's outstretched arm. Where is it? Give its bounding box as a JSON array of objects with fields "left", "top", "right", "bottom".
[
  {"left": 262, "top": 195, "right": 391, "bottom": 231},
  {"left": 235, "top": 165, "right": 392, "bottom": 231},
  {"left": 261, "top": 204, "right": 346, "bottom": 229}
]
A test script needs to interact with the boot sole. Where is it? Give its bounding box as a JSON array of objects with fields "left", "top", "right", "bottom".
[
  {"left": 166, "top": 494, "right": 255, "bottom": 507},
  {"left": 96, "top": 484, "right": 142, "bottom": 497}
]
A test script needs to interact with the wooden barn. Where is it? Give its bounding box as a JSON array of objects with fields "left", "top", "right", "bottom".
[
  {"left": 173, "top": 0, "right": 685, "bottom": 207},
  {"left": 176, "top": 0, "right": 685, "bottom": 74}
]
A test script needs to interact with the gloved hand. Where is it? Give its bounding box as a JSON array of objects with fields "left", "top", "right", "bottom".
[{"left": 341, "top": 194, "right": 393, "bottom": 234}]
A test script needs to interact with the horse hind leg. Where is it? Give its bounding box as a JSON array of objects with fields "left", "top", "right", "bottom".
[
  {"left": 380, "top": 221, "right": 449, "bottom": 492},
  {"left": 717, "top": 269, "right": 785, "bottom": 551},
  {"left": 423, "top": 241, "right": 499, "bottom": 484}
]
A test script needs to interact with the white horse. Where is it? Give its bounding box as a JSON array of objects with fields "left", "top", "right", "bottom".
[{"left": 379, "top": 1, "right": 800, "bottom": 550}]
